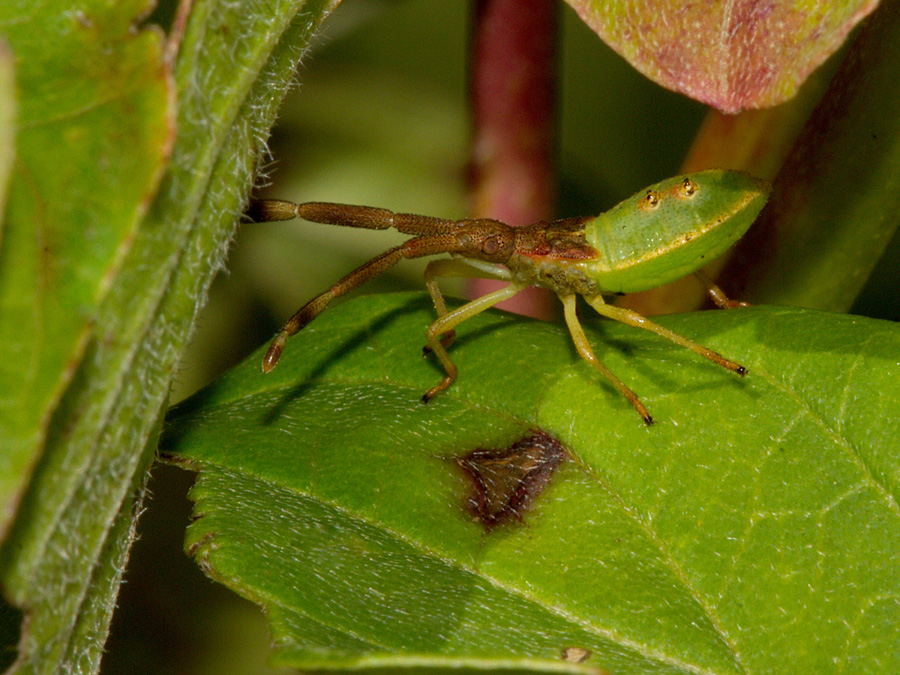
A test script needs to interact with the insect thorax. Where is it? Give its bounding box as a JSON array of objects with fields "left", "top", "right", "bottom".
[
  {"left": 498, "top": 221, "right": 601, "bottom": 297},
  {"left": 504, "top": 255, "right": 599, "bottom": 299},
  {"left": 507, "top": 254, "right": 600, "bottom": 296}
]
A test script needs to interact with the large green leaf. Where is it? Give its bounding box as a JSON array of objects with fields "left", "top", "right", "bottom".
[
  {"left": 563, "top": 0, "right": 877, "bottom": 113},
  {"left": 164, "top": 292, "right": 900, "bottom": 674}
]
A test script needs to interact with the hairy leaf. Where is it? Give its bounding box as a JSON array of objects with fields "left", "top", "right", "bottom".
[
  {"left": 0, "top": 0, "right": 171, "bottom": 539},
  {"left": 0, "top": 0, "right": 338, "bottom": 672}
]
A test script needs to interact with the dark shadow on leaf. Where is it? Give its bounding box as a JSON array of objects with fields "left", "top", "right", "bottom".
[{"left": 260, "top": 295, "right": 526, "bottom": 425}]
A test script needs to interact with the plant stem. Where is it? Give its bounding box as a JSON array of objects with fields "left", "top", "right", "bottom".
[{"left": 467, "top": 0, "right": 557, "bottom": 318}]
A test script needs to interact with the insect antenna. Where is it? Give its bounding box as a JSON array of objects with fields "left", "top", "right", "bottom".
[{"left": 245, "top": 199, "right": 298, "bottom": 222}]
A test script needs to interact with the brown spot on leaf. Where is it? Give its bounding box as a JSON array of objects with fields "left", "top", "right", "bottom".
[{"left": 457, "top": 430, "right": 566, "bottom": 529}]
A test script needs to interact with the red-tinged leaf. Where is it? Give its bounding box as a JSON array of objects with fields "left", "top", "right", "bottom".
[{"left": 565, "top": 0, "right": 878, "bottom": 113}]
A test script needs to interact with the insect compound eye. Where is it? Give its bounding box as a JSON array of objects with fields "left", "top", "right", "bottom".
[
  {"left": 477, "top": 229, "right": 513, "bottom": 259},
  {"left": 680, "top": 177, "right": 698, "bottom": 197},
  {"left": 482, "top": 235, "right": 501, "bottom": 255},
  {"left": 641, "top": 190, "right": 661, "bottom": 210}
]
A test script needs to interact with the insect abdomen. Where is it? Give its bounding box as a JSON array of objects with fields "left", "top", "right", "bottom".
[{"left": 585, "top": 170, "right": 770, "bottom": 293}]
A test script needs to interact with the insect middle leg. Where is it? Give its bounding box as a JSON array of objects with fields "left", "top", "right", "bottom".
[
  {"left": 422, "top": 283, "right": 524, "bottom": 402},
  {"left": 561, "top": 294, "right": 653, "bottom": 424},
  {"left": 585, "top": 294, "right": 746, "bottom": 375},
  {"left": 424, "top": 258, "right": 512, "bottom": 349}
]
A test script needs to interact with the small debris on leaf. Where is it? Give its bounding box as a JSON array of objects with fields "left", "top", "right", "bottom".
[{"left": 561, "top": 646, "right": 592, "bottom": 663}]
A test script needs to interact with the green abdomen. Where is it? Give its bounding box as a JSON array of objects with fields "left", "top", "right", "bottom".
[{"left": 584, "top": 170, "right": 770, "bottom": 293}]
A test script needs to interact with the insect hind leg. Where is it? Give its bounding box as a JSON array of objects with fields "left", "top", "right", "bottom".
[
  {"left": 585, "top": 295, "right": 746, "bottom": 375},
  {"left": 694, "top": 270, "right": 749, "bottom": 309}
]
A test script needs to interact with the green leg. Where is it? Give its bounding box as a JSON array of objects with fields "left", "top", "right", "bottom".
[
  {"left": 561, "top": 294, "right": 653, "bottom": 424},
  {"left": 422, "top": 283, "right": 522, "bottom": 401},
  {"left": 586, "top": 294, "right": 746, "bottom": 374},
  {"left": 424, "top": 258, "right": 511, "bottom": 349},
  {"left": 694, "top": 270, "right": 749, "bottom": 309}
]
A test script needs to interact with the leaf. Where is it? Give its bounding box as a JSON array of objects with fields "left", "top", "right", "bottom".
[
  {"left": 624, "top": 3, "right": 900, "bottom": 318},
  {"left": 163, "top": 292, "right": 900, "bottom": 674},
  {"left": 0, "top": 0, "right": 338, "bottom": 672},
  {"left": 723, "top": 1, "right": 900, "bottom": 312},
  {"left": 564, "top": 0, "right": 878, "bottom": 113},
  {"left": 0, "top": 0, "right": 172, "bottom": 667},
  {"left": 0, "top": 0, "right": 171, "bottom": 539}
]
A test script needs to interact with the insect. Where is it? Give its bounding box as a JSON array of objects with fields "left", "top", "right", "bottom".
[{"left": 250, "top": 169, "right": 771, "bottom": 424}]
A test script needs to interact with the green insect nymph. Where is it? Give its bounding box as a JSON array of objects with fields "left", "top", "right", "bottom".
[{"left": 250, "top": 169, "right": 771, "bottom": 424}]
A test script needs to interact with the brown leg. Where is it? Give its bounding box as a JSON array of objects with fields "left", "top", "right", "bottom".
[
  {"left": 253, "top": 199, "right": 518, "bottom": 373},
  {"left": 262, "top": 246, "right": 407, "bottom": 372}
]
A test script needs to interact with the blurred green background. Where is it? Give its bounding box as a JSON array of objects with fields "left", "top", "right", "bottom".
[{"left": 103, "top": 1, "right": 708, "bottom": 672}]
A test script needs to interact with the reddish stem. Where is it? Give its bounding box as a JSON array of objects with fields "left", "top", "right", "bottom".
[{"left": 467, "top": 0, "right": 557, "bottom": 318}]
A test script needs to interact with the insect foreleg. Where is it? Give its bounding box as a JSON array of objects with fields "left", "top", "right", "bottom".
[
  {"left": 693, "top": 270, "right": 750, "bottom": 309},
  {"left": 257, "top": 197, "right": 517, "bottom": 374},
  {"left": 262, "top": 246, "right": 407, "bottom": 372},
  {"left": 585, "top": 295, "right": 747, "bottom": 376},
  {"left": 422, "top": 283, "right": 523, "bottom": 402},
  {"left": 561, "top": 295, "right": 652, "bottom": 425},
  {"left": 423, "top": 259, "right": 512, "bottom": 349},
  {"left": 263, "top": 233, "right": 470, "bottom": 372}
]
